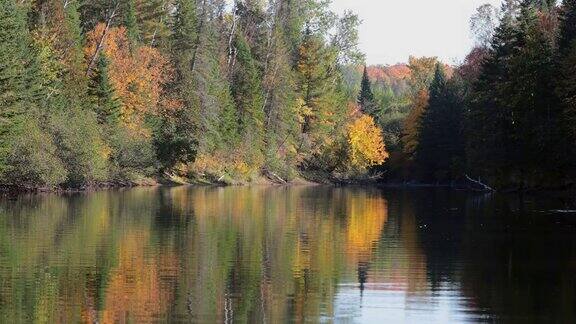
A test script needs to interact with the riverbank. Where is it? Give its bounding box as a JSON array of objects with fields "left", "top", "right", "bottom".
[
  {"left": 0, "top": 171, "right": 320, "bottom": 196},
  {"left": 1, "top": 171, "right": 573, "bottom": 196}
]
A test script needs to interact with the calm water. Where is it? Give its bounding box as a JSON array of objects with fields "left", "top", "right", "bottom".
[{"left": 0, "top": 186, "right": 575, "bottom": 323}]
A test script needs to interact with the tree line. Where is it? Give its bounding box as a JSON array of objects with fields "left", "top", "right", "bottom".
[
  {"left": 2, "top": 0, "right": 575, "bottom": 190},
  {"left": 0, "top": 0, "right": 387, "bottom": 188},
  {"left": 365, "top": 0, "right": 576, "bottom": 190}
]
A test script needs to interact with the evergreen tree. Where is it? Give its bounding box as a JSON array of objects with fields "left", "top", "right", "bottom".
[
  {"left": 296, "top": 29, "right": 341, "bottom": 137},
  {"left": 89, "top": 54, "right": 122, "bottom": 125},
  {"left": 558, "top": 0, "right": 576, "bottom": 54},
  {"left": 0, "top": 1, "right": 34, "bottom": 149},
  {"left": 416, "top": 65, "right": 465, "bottom": 181},
  {"left": 123, "top": 0, "right": 140, "bottom": 43},
  {"left": 507, "top": 1, "right": 568, "bottom": 182},
  {"left": 0, "top": 0, "right": 68, "bottom": 185},
  {"left": 357, "top": 66, "right": 376, "bottom": 115},
  {"left": 466, "top": 9, "right": 519, "bottom": 184},
  {"left": 0, "top": 1, "right": 38, "bottom": 110},
  {"left": 136, "top": 0, "right": 169, "bottom": 46},
  {"left": 556, "top": 0, "right": 576, "bottom": 171},
  {"left": 159, "top": 0, "right": 203, "bottom": 163},
  {"left": 170, "top": 0, "right": 199, "bottom": 124},
  {"left": 231, "top": 34, "right": 265, "bottom": 163}
]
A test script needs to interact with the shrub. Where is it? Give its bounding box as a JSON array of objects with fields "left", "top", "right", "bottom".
[
  {"left": 48, "top": 107, "right": 109, "bottom": 185},
  {"left": 1, "top": 115, "right": 67, "bottom": 187}
]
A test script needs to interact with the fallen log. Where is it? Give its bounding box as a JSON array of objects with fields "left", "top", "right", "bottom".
[{"left": 465, "top": 174, "right": 495, "bottom": 192}]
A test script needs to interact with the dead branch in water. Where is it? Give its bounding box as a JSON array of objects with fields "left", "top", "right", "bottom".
[{"left": 465, "top": 174, "right": 494, "bottom": 192}]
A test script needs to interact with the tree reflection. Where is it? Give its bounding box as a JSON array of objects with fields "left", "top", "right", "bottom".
[{"left": 1, "top": 187, "right": 575, "bottom": 322}]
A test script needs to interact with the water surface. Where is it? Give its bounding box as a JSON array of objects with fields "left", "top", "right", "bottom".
[{"left": 0, "top": 186, "right": 575, "bottom": 323}]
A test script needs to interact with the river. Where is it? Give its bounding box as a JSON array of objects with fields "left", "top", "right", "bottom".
[{"left": 0, "top": 186, "right": 575, "bottom": 323}]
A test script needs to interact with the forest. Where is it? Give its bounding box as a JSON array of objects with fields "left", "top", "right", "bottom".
[{"left": 0, "top": 0, "right": 575, "bottom": 190}]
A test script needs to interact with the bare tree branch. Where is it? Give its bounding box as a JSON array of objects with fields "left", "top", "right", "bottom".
[{"left": 85, "top": 3, "right": 119, "bottom": 76}]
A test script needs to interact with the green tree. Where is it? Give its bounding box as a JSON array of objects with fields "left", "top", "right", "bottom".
[
  {"left": 506, "top": 1, "right": 568, "bottom": 183},
  {"left": 357, "top": 66, "right": 375, "bottom": 115},
  {"left": 123, "top": 0, "right": 140, "bottom": 43},
  {"left": 89, "top": 54, "right": 122, "bottom": 125},
  {"left": 416, "top": 65, "right": 465, "bottom": 181},
  {"left": 558, "top": 0, "right": 576, "bottom": 55},
  {"left": 231, "top": 34, "right": 265, "bottom": 164},
  {"left": 0, "top": 1, "right": 67, "bottom": 186},
  {"left": 557, "top": 0, "right": 576, "bottom": 151},
  {"left": 466, "top": 9, "right": 519, "bottom": 184}
]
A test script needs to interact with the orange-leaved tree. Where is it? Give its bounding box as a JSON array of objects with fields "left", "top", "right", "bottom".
[
  {"left": 85, "top": 23, "right": 173, "bottom": 133},
  {"left": 346, "top": 114, "right": 389, "bottom": 170}
]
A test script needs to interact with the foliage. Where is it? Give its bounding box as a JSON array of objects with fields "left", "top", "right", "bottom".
[
  {"left": 357, "top": 66, "right": 376, "bottom": 115},
  {"left": 85, "top": 24, "right": 173, "bottom": 133},
  {"left": 48, "top": 106, "right": 109, "bottom": 185},
  {"left": 416, "top": 65, "right": 465, "bottom": 181},
  {"left": 108, "top": 126, "right": 158, "bottom": 180},
  {"left": 7, "top": 0, "right": 575, "bottom": 189},
  {"left": 2, "top": 115, "right": 67, "bottom": 187},
  {"left": 346, "top": 115, "right": 388, "bottom": 170},
  {"left": 401, "top": 89, "right": 429, "bottom": 159},
  {"left": 89, "top": 54, "right": 122, "bottom": 125}
]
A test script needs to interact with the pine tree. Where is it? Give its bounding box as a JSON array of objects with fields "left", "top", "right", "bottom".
[
  {"left": 416, "top": 65, "right": 465, "bottom": 181},
  {"left": 466, "top": 10, "right": 519, "bottom": 183},
  {"left": 135, "top": 0, "right": 169, "bottom": 46},
  {"left": 89, "top": 54, "right": 122, "bottom": 124},
  {"left": 296, "top": 29, "right": 341, "bottom": 138},
  {"left": 259, "top": 4, "right": 301, "bottom": 178},
  {"left": 357, "top": 66, "right": 375, "bottom": 115},
  {"left": 32, "top": 0, "right": 89, "bottom": 100},
  {"left": 507, "top": 1, "right": 568, "bottom": 181},
  {"left": 123, "top": 0, "right": 141, "bottom": 44},
  {"left": 0, "top": 0, "right": 68, "bottom": 185},
  {"left": 170, "top": 0, "right": 199, "bottom": 116},
  {"left": 231, "top": 34, "right": 265, "bottom": 164},
  {"left": 558, "top": 0, "right": 576, "bottom": 54},
  {"left": 556, "top": 0, "right": 576, "bottom": 171}
]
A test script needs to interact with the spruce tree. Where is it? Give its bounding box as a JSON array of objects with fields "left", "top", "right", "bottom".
[
  {"left": 231, "top": 34, "right": 265, "bottom": 163},
  {"left": 0, "top": 1, "right": 37, "bottom": 110},
  {"left": 170, "top": 0, "right": 199, "bottom": 121},
  {"left": 123, "top": 0, "right": 140, "bottom": 44},
  {"left": 507, "top": 1, "right": 568, "bottom": 181},
  {"left": 0, "top": 0, "right": 33, "bottom": 161},
  {"left": 416, "top": 65, "right": 465, "bottom": 181},
  {"left": 556, "top": 0, "right": 576, "bottom": 172},
  {"left": 0, "top": 0, "right": 68, "bottom": 185},
  {"left": 89, "top": 54, "right": 122, "bottom": 125},
  {"left": 357, "top": 66, "right": 376, "bottom": 115},
  {"left": 466, "top": 9, "right": 519, "bottom": 183},
  {"left": 558, "top": 0, "right": 576, "bottom": 54}
]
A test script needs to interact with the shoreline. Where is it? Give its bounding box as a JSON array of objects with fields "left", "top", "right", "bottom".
[
  {"left": 1, "top": 166, "right": 574, "bottom": 196},
  {"left": 1, "top": 176, "right": 574, "bottom": 197}
]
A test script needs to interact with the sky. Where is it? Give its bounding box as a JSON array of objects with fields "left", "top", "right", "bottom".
[{"left": 330, "top": 0, "right": 503, "bottom": 65}]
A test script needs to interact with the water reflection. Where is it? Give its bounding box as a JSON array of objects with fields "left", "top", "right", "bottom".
[{"left": 0, "top": 186, "right": 575, "bottom": 323}]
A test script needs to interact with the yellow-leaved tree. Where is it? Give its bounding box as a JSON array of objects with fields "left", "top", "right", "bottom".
[{"left": 346, "top": 114, "right": 389, "bottom": 170}]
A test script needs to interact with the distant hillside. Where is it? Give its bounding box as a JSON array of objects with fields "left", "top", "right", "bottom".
[{"left": 364, "top": 64, "right": 411, "bottom": 96}]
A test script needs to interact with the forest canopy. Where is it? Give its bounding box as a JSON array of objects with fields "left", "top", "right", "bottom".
[{"left": 0, "top": 0, "right": 575, "bottom": 190}]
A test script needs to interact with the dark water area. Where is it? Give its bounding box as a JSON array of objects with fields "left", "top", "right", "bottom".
[{"left": 0, "top": 186, "right": 575, "bottom": 323}]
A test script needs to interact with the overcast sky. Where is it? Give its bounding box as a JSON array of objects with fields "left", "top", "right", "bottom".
[{"left": 330, "top": 0, "right": 503, "bottom": 65}]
